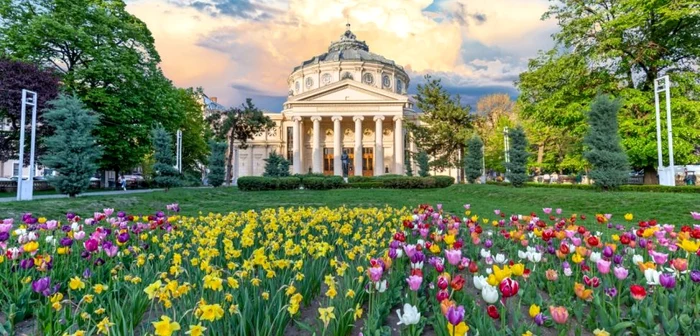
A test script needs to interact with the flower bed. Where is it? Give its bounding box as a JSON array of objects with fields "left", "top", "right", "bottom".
[{"left": 1, "top": 205, "right": 699, "bottom": 335}]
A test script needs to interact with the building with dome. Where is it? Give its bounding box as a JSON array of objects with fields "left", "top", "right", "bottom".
[{"left": 229, "top": 24, "right": 421, "bottom": 180}]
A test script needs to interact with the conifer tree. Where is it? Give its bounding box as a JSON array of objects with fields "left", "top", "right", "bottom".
[
  {"left": 506, "top": 126, "right": 529, "bottom": 187},
  {"left": 207, "top": 141, "right": 226, "bottom": 187},
  {"left": 404, "top": 151, "right": 413, "bottom": 176},
  {"left": 42, "top": 94, "right": 101, "bottom": 197},
  {"left": 416, "top": 150, "right": 431, "bottom": 177},
  {"left": 584, "top": 95, "right": 629, "bottom": 190},
  {"left": 465, "top": 136, "right": 484, "bottom": 183},
  {"left": 263, "top": 151, "right": 290, "bottom": 177},
  {"left": 151, "top": 126, "right": 181, "bottom": 190}
]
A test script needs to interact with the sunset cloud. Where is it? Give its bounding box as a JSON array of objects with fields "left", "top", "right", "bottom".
[{"left": 126, "top": 0, "right": 557, "bottom": 110}]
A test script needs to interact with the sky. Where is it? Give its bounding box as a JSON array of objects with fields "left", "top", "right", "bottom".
[{"left": 125, "top": 0, "right": 560, "bottom": 112}]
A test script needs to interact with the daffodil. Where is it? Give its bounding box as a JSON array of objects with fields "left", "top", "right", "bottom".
[
  {"left": 152, "top": 316, "right": 180, "bottom": 336},
  {"left": 186, "top": 324, "right": 206, "bottom": 336},
  {"left": 96, "top": 317, "right": 114, "bottom": 335},
  {"left": 318, "top": 306, "right": 335, "bottom": 327},
  {"left": 198, "top": 304, "right": 224, "bottom": 321},
  {"left": 69, "top": 277, "right": 85, "bottom": 291}
]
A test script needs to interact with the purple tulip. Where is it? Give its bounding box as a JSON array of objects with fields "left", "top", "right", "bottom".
[
  {"left": 156, "top": 211, "right": 165, "bottom": 218},
  {"left": 613, "top": 266, "right": 628, "bottom": 280},
  {"left": 639, "top": 238, "right": 647, "bottom": 248},
  {"left": 659, "top": 273, "right": 676, "bottom": 289},
  {"left": 60, "top": 237, "right": 73, "bottom": 247},
  {"left": 603, "top": 246, "right": 613, "bottom": 258},
  {"left": 84, "top": 238, "right": 99, "bottom": 253},
  {"left": 605, "top": 287, "right": 618, "bottom": 298},
  {"left": 20, "top": 258, "right": 35, "bottom": 270},
  {"left": 61, "top": 225, "right": 71, "bottom": 233},
  {"left": 388, "top": 248, "right": 398, "bottom": 259},
  {"left": 534, "top": 313, "right": 546, "bottom": 326},
  {"left": 117, "top": 232, "right": 130, "bottom": 244},
  {"left": 0, "top": 231, "right": 9, "bottom": 242},
  {"left": 94, "top": 258, "right": 105, "bottom": 266},
  {"left": 31, "top": 277, "right": 51, "bottom": 296},
  {"left": 690, "top": 270, "right": 700, "bottom": 283},
  {"left": 83, "top": 268, "right": 93, "bottom": 279},
  {"left": 562, "top": 261, "right": 570, "bottom": 269},
  {"left": 547, "top": 246, "right": 556, "bottom": 255},
  {"left": 484, "top": 239, "right": 493, "bottom": 248},
  {"left": 446, "top": 305, "right": 465, "bottom": 326},
  {"left": 613, "top": 254, "right": 623, "bottom": 265}
]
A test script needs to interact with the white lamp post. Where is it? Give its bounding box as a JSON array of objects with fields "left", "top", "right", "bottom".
[
  {"left": 480, "top": 142, "right": 486, "bottom": 184},
  {"left": 16, "top": 89, "right": 38, "bottom": 201},
  {"left": 654, "top": 76, "right": 675, "bottom": 186},
  {"left": 176, "top": 129, "right": 183, "bottom": 173},
  {"left": 503, "top": 126, "right": 510, "bottom": 182}
]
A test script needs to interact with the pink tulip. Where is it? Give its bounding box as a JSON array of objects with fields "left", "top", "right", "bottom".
[
  {"left": 406, "top": 275, "right": 422, "bottom": 291},
  {"left": 556, "top": 208, "right": 562, "bottom": 215},
  {"left": 404, "top": 244, "right": 417, "bottom": 258},
  {"left": 543, "top": 208, "right": 552, "bottom": 214},
  {"left": 649, "top": 250, "right": 668, "bottom": 265},
  {"left": 84, "top": 238, "right": 99, "bottom": 253},
  {"left": 103, "top": 208, "right": 114, "bottom": 217},
  {"left": 0, "top": 223, "right": 12, "bottom": 233},
  {"left": 494, "top": 209, "right": 501, "bottom": 215},
  {"left": 691, "top": 212, "right": 700, "bottom": 220},
  {"left": 74, "top": 231, "right": 86, "bottom": 240},
  {"left": 613, "top": 266, "right": 628, "bottom": 280},
  {"left": 45, "top": 220, "right": 58, "bottom": 230},
  {"left": 445, "top": 249, "right": 462, "bottom": 266},
  {"left": 368, "top": 267, "right": 383, "bottom": 282},
  {"left": 549, "top": 306, "right": 569, "bottom": 324},
  {"left": 571, "top": 237, "right": 582, "bottom": 246},
  {"left": 597, "top": 259, "right": 611, "bottom": 274},
  {"left": 105, "top": 245, "right": 118, "bottom": 257}
]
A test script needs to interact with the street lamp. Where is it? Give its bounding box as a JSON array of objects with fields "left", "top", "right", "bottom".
[
  {"left": 503, "top": 126, "right": 510, "bottom": 182},
  {"left": 654, "top": 76, "right": 675, "bottom": 186},
  {"left": 16, "top": 89, "right": 38, "bottom": 201}
]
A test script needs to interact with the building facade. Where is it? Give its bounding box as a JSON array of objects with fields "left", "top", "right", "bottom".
[{"left": 232, "top": 24, "right": 423, "bottom": 179}]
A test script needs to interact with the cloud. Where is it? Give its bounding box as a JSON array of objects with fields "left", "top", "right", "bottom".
[{"left": 126, "top": 0, "right": 558, "bottom": 111}]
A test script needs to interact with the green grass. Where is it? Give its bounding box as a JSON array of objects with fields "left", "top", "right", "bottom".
[{"left": 1, "top": 184, "right": 699, "bottom": 225}]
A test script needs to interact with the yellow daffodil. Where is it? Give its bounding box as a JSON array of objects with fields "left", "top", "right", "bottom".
[
  {"left": 93, "top": 284, "right": 108, "bottom": 295},
  {"left": 198, "top": 304, "right": 224, "bottom": 321},
  {"left": 96, "top": 317, "right": 114, "bottom": 335},
  {"left": 69, "top": 277, "right": 85, "bottom": 291},
  {"left": 185, "top": 324, "right": 206, "bottom": 336},
  {"left": 346, "top": 289, "right": 355, "bottom": 298},
  {"left": 353, "top": 303, "right": 363, "bottom": 321},
  {"left": 152, "top": 316, "right": 180, "bottom": 336},
  {"left": 318, "top": 306, "right": 336, "bottom": 327}
]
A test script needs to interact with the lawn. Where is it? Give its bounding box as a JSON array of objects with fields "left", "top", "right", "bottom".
[{"left": 1, "top": 184, "right": 698, "bottom": 224}]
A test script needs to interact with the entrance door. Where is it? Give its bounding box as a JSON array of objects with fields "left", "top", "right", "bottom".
[
  {"left": 343, "top": 148, "right": 355, "bottom": 176},
  {"left": 323, "top": 148, "right": 334, "bottom": 175},
  {"left": 362, "top": 148, "right": 374, "bottom": 176}
]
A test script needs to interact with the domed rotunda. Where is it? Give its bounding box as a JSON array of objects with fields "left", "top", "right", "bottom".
[{"left": 228, "top": 24, "right": 422, "bottom": 182}]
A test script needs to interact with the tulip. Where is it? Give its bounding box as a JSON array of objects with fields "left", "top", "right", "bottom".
[
  {"left": 368, "top": 267, "right": 383, "bottom": 282},
  {"left": 437, "top": 276, "right": 449, "bottom": 290},
  {"left": 534, "top": 313, "right": 546, "bottom": 326},
  {"left": 450, "top": 275, "right": 465, "bottom": 291},
  {"left": 481, "top": 285, "right": 499, "bottom": 304},
  {"left": 545, "top": 269, "right": 558, "bottom": 281},
  {"left": 436, "top": 289, "right": 449, "bottom": 302},
  {"left": 473, "top": 275, "right": 486, "bottom": 290},
  {"left": 406, "top": 275, "right": 422, "bottom": 291},
  {"left": 404, "top": 244, "right": 417, "bottom": 258},
  {"left": 375, "top": 279, "right": 387, "bottom": 293},
  {"left": 632, "top": 254, "right": 644, "bottom": 265},
  {"left": 396, "top": 303, "right": 421, "bottom": 326},
  {"left": 613, "top": 266, "right": 628, "bottom": 280},
  {"left": 445, "top": 249, "right": 462, "bottom": 266},
  {"left": 649, "top": 250, "right": 668, "bottom": 265},
  {"left": 596, "top": 259, "right": 611, "bottom": 274},
  {"left": 589, "top": 252, "right": 601, "bottom": 263},
  {"left": 602, "top": 245, "right": 613, "bottom": 258},
  {"left": 659, "top": 273, "right": 676, "bottom": 289},
  {"left": 494, "top": 253, "right": 507, "bottom": 264},
  {"left": 604, "top": 287, "right": 618, "bottom": 298},
  {"left": 549, "top": 306, "right": 569, "bottom": 324},
  {"left": 630, "top": 284, "right": 646, "bottom": 300},
  {"left": 528, "top": 304, "right": 540, "bottom": 318},
  {"left": 690, "top": 270, "right": 700, "bottom": 283},
  {"left": 543, "top": 208, "right": 552, "bottom": 214},
  {"left": 486, "top": 305, "right": 500, "bottom": 319},
  {"left": 670, "top": 258, "right": 688, "bottom": 272},
  {"left": 446, "top": 305, "right": 465, "bottom": 326},
  {"left": 644, "top": 269, "right": 661, "bottom": 286},
  {"left": 499, "top": 278, "right": 519, "bottom": 298}
]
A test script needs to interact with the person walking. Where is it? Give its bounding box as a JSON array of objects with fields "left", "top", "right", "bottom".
[{"left": 120, "top": 175, "right": 127, "bottom": 191}]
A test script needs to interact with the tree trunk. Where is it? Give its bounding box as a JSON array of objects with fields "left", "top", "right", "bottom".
[
  {"left": 643, "top": 166, "right": 658, "bottom": 185},
  {"left": 225, "top": 134, "right": 235, "bottom": 185},
  {"left": 536, "top": 142, "right": 545, "bottom": 174}
]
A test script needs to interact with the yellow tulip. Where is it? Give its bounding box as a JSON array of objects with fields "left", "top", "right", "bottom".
[{"left": 529, "top": 304, "right": 540, "bottom": 318}]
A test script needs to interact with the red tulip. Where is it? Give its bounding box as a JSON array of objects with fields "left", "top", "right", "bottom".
[
  {"left": 577, "top": 226, "right": 586, "bottom": 234},
  {"left": 437, "top": 276, "right": 449, "bottom": 290},
  {"left": 487, "top": 305, "right": 500, "bottom": 319},
  {"left": 587, "top": 236, "right": 599, "bottom": 247},
  {"left": 468, "top": 261, "right": 479, "bottom": 273},
  {"left": 499, "top": 278, "right": 519, "bottom": 298},
  {"left": 630, "top": 285, "right": 646, "bottom": 300},
  {"left": 450, "top": 275, "right": 465, "bottom": 291}
]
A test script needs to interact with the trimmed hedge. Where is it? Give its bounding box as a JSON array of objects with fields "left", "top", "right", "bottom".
[
  {"left": 239, "top": 175, "right": 457, "bottom": 191},
  {"left": 485, "top": 181, "right": 700, "bottom": 193}
]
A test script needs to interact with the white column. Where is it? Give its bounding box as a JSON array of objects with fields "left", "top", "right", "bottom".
[
  {"left": 409, "top": 138, "right": 417, "bottom": 174},
  {"left": 332, "top": 116, "right": 343, "bottom": 176},
  {"left": 374, "top": 116, "right": 384, "bottom": 176},
  {"left": 353, "top": 116, "right": 364, "bottom": 176},
  {"left": 393, "top": 116, "right": 404, "bottom": 175},
  {"left": 247, "top": 145, "right": 254, "bottom": 176},
  {"left": 311, "top": 116, "right": 322, "bottom": 173},
  {"left": 292, "top": 116, "right": 301, "bottom": 174}
]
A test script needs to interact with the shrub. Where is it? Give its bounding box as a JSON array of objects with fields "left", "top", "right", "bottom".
[
  {"left": 348, "top": 176, "right": 374, "bottom": 183},
  {"left": 237, "top": 176, "right": 279, "bottom": 191},
  {"left": 505, "top": 126, "right": 529, "bottom": 187},
  {"left": 344, "top": 182, "right": 384, "bottom": 189},
  {"left": 151, "top": 125, "right": 182, "bottom": 190},
  {"left": 465, "top": 136, "right": 483, "bottom": 183},
  {"left": 434, "top": 176, "right": 456, "bottom": 188},
  {"left": 278, "top": 177, "right": 301, "bottom": 190},
  {"left": 584, "top": 95, "right": 629, "bottom": 190},
  {"left": 302, "top": 177, "right": 327, "bottom": 190},
  {"left": 324, "top": 176, "right": 344, "bottom": 189},
  {"left": 263, "top": 151, "right": 290, "bottom": 177},
  {"left": 207, "top": 141, "right": 227, "bottom": 187},
  {"left": 416, "top": 150, "right": 430, "bottom": 177}
]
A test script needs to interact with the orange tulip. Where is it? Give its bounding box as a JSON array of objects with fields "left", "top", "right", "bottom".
[
  {"left": 574, "top": 282, "right": 593, "bottom": 301},
  {"left": 549, "top": 306, "right": 569, "bottom": 324}
]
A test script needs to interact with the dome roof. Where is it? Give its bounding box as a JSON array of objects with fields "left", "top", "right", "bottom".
[{"left": 292, "top": 24, "right": 403, "bottom": 72}]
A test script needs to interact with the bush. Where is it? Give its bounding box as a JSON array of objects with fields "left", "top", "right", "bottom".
[
  {"left": 344, "top": 182, "right": 384, "bottom": 189},
  {"left": 584, "top": 95, "right": 629, "bottom": 190},
  {"left": 238, "top": 175, "right": 455, "bottom": 191},
  {"left": 505, "top": 126, "right": 529, "bottom": 187},
  {"left": 237, "top": 177, "right": 279, "bottom": 191},
  {"left": 324, "top": 176, "right": 344, "bottom": 189},
  {"left": 348, "top": 176, "right": 374, "bottom": 183},
  {"left": 263, "top": 152, "right": 290, "bottom": 177},
  {"left": 278, "top": 177, "right": 301, "bottom": 190},
  {"left": 434, "top": 176, "right": 456, "bottom": 188},
  {"left": 302, "top": 177, "right": 328, "bottom": 190}
]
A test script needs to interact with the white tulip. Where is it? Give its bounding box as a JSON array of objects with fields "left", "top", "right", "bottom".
[
  {"left": 644, "top": 269, "right": 661, "bottom": 286},
  {"left": 411, "top": 261, "right": 424, "bottom": 270},
  {"left": 518, "top": 250, "right": 529, "bottom": 260},
  {"left": 589, "top": 252, "right": 601, "bottom": 263},
  {"left": 632, "top": 254, "right": 644, "bottom": 265},
  {"left": 45, "top": 236, "right": 56, "bottom": 246},
  {"left": 481, "top": 285, "right": 499, "bottom": 303},
  {"left": 564, "top": 268, "right": 573, "bottom": 277},
  {"left": 473, "top": 275, "right": 486, "bottom": 290},
  {"left": 396, "top": 303, "right": 421, "bottom": 326},
  {"left": 375, "top": 279, "right": 387, "bottom": 293},
  {"left": 528, "top": 252, "right": 542, "bottom": 263},
  {"left": 480, "top": 249, "right": 492, "bottom": 259},
  {"left": 494, "top": 253, "right": 507, "bottom": 264}
]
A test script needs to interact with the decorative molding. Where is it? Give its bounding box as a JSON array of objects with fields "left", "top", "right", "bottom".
[
  {"left": 373, "top": 115, "right": 385, "bottom": 122},
  {"left": 325, "top": 129, "right": 333, "bottom": 136},
  {"left": 344, "top": 128, "right": 353, "bottom": 137},
  {"left": 393, "top": 116, "right": 404, "bottom": 121},
  {"left": 292, "top": 116, "right": 302, "bottom": 122},
  {"left": 363, "top": 128, "right": 373, "bottom": 136},
  {"left": 353, "top": 116, "right": 364, "bottom": 122},
  {"left": 307, "top": 128, "right": 313, "bottom": 136},
  {"left": 310, "top": 116, "right": 322, "bottom": 122},
  {"left": 331, "top": 116, "right": 343, "bottom": 122},
  {"left": 383, "top": 129, "right": 392, "bottom": 136}
]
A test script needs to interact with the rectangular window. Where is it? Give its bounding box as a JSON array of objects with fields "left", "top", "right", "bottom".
[
  {"left": 323, "top": 148, "right": 333, "bottom": 174},
  {"left": 13, "top": 163, "right": 20, "bottom": 176},
  {"left": 286, "top": 126, "right": 293, "bottom": 165}
]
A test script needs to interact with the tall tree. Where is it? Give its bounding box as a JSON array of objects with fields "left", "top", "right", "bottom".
[
  {"left": 151, "top": 126, "right": 181, "bottom": 191},
  {"left": 415, "top": 150, "right": 431, "bottom": 177},
  {"left": 518, "top": 0, "right": 700, "bottom": 183},
  {"left": 0, "top": 58, "right": 60, "bottom": 162},
  {"left": 506, "top": 126, "right": 529, "bottom": 187},
  {"left": 263, "top": 152, "right": 290, "bottom": 178},
  {"left": 404, "top": 151, "right": 413, "bottom": 177},
  {"left": 207, "top": 98, "right": 275, "bottom": 185},
  {"left": 474, "top": 94, "right": 518, "bottom": 173},
  {"left": 41, "top": 94, "right": 101, "bottom": 197},
  {"left": 407, "top": 75, "right": 473, "bottom": 182},
  {"left": 464, "top": 136, "right": 484, "bottom": 183},
  {"left": 0, "top": 0, "right": 188, "bottom": 175},
  {"left": 207, "top": 140, "right": 226, "bottom": 187},
  {"left": 175, "top": 87, "right": 210, "bottom": 172},
  {"left": 584, "top": 95, "right": 629, "bottom": 190}
]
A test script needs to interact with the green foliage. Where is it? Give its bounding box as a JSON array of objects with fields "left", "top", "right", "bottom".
[
  {"left": 486, "top": 181, "right": 700, "bottom": 194},
  {"left": 465, "top": 136, "right": 484, "bottom": 183},
  {"left": 237, "top": 177, "right": 280, "bottom": 191},
  {"left": 207, "top": 98, "right": 275, "bottom": 184},
  {"left": 584, "top": 95, "right": 630, "bottom": 190},
  {"left": 518, "top": 0, "right": 700, "bottom": 174},
  {"left": 151, "top": 126, "right": 181, "bottom": 190},
  {"left": 263, "top": 151, "right": 290, "bottom": 177},
  {"left": 207, "top": 141, "right": 226, "bottom": 187},
  {"left": 407, "top": 75, "right": 473, "bottom": 179},
  {"left": 302, "top": 176, "right": 344, "bottom": 190},
  {"left": 0, "top": 0, "right": 194, "bottom": 173},
  {"left": 41, "top": 94, "right": 101, "bottom": 197},
  {"left": 506, "top": 126, "right": 529, "bottom": 187},
  {"left": 404, "top": 151, "right": 413, "bottom": 176},
  {"left": 416, "top": 150, "right": 431, "bottom": 177},
  {"left": 473, "top": 94, "right": 518, "bottom": 173},
  {"left": 176, "top": 87, "right": 211, "bottom": 172}
]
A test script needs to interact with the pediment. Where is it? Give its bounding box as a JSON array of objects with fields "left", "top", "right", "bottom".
[{"left": 289, "top": 79, "right": 407, "bottom": 103}]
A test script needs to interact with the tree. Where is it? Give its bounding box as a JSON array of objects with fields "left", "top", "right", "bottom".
[
  {"left": 505, "top": 126, "right": 529, "bottom": 187},
  {"left": 207, "top": 98, "right": 275, "bottom": 185},
  {"left": 263, "top": 151, "right": 290, "bottom": 177},
  {"left": 41, "top": 94, "right": 101, "bottom": 197},
  {"left": 465, "top": 136, "right": 484, "bottom": 183},
  {"left": 474, "top": 94, "right": 518, "bottom": 173},
  {"left": 415, "top": 150, "right": 431, "bottom": 177},
  {"left": 584, "top": 95, "right": 629, "bottom": 190},
  {"left": 0, "top": 0, "right": 190, "bottom": 175},
  {"left": 151, "top": 126, "right": 181, "bottom": 190},
  {"left": 175, "top": 87, "right": 210, "bottom": 172},
  {"left": 404, "top": 151, "right": 413, "bottom": 177},
  {"left": 518, "top": 1, "right": 700, "bottom": 183},
  {"left": 207, "top": 141, "right": 226, "bottom": 187},
  {"left": 407, "top": 75, "right": 473, "bottom": 181},
  {"left": 0, "top": 58, "right": 60, "bottom": 162}
]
